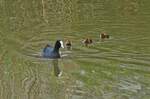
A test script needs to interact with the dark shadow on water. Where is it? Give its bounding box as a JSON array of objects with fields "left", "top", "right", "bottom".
[
  {"left": 22, "top": 52, "right": 63, "bottom": 77},
  {"left": 52, "top": 59, "right": 62, "bottom": 77}
]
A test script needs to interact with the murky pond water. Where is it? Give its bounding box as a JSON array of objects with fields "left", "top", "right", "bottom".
[{"left": 0, "top": 0, "right": 150, "bottom": 99}]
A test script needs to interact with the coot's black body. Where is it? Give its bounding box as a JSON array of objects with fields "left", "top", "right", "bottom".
[{"left": 42, "top": 40, "right": 64, "bottom": 58}]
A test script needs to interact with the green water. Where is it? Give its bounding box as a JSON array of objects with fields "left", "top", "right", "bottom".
[{"left": 0, "top": 0, "right": 150, "bottom": 99}]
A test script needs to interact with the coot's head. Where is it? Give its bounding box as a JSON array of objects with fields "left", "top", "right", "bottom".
[{"left": 55, "top": 40, "right": 64, "bottom": 49}]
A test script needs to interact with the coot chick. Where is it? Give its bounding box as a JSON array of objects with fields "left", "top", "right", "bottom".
[
  {"left": 65, "top": 40, "right": 72, "bottom": 50},
  {"left": 82, "top": 38, "right": 93, "bottom": 47},
  {"left": 100, "top": 33, "right": 110, "bottom": 39}
]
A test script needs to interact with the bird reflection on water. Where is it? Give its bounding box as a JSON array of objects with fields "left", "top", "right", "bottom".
[
  {"left": 23, "top": 53, "right": 63, "bottom": 77},
  {"left": 52, "top": 59, "right": 62, "bottom": 77}
]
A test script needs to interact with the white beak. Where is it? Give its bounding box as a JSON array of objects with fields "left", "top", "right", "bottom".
[{"left": 60, "top": 41, "right": 64, "bottom": 48}]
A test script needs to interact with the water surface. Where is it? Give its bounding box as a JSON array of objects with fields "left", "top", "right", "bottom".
[{"left": 0, "top": 0, "right": 150, "bottom": 99}]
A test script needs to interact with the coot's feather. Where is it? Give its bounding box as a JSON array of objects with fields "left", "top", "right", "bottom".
[{"left": 42, "top": 40, "right": 64, "bottom": 58}]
